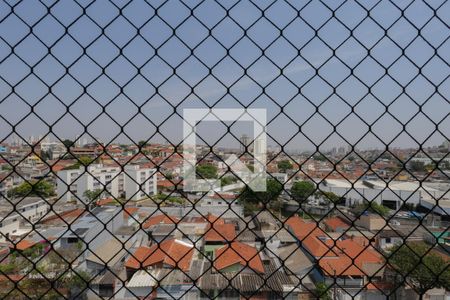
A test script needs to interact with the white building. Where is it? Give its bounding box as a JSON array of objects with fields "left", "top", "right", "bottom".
[
  {"left": 56, "top": 164, "right": 157, "bottom": 203},
  {"left": 0, "top": 197, "right": 49, "bottom": 242},
  {"left": 317, "top": 179, "right": 446, "bottom": 211}
]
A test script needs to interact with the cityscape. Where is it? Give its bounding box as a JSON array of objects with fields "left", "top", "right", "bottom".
[
  {"left": 0, "top": 135, "right": 449, "bottom": 299},
  {"left": 0, "top": 0, "right": 449, "bottom": 299}
]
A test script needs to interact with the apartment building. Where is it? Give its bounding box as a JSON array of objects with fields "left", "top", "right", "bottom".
[
  {"left": 0, "top": 197, "right": 49, "bottom": 242},
  {"left": 56, "top": 164, "right": 157, "bottom": 203}
]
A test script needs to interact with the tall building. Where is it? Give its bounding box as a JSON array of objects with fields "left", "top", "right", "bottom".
[
  {"left": 240, "top": 134, "right": 251, "bottom": 153},
  {"left": 56, "top": 164, "right": 157, "bottom": 203}
]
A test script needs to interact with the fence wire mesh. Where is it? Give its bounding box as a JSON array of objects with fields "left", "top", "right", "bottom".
[{"left": 0, "top": 0, "right": 449, "bottom": 299}]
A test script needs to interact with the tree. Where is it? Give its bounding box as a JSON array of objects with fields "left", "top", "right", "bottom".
[
  {"left": 138, "top": 140, "right": 147, "bottom": 147},
  {"left": 7, "top": 180, "right": 55, "bottom": 198},
  {"left": 277, "top": 160, "right": 293, "bottom": 173},
  {"left": 314, "top": 154, "right": 327, "bottom": 161},
  {"left": 220, "top": 176, "right": 238, "bottom": 186},
  {"left": 389, "top": 242, "right": 450, "bottom": 294},
  {"left": 40, "top": 150, "right": 51, "bottom": 161},
  {"left": 62, "top": 156, "right": 94, "bottom": 170},
  {"left": 408, "top": 161, "right": 426, "bottom": 172},
  {"left": 83, "top": 189, "right": 103, "bottom": 205},
  {"left": 314, "top": 282, "right": 332, "bottom": 300},
  {"left": 351, "top": 201, "right": 390, "bottom": 217},
  {"left": 291, "top": 181, "right": 315, "bottom": 202},
  {"left": 239, "top": 179, "right": 283, "bottom": 206},
  {"left": 62, "top": 139, "right": 74, "bottom": 148},
  {"left": 196, "top": 164, "right": 218, "bottom": 179},
  {"left": 370, "top": 202, "right": 390, "bottom": 217},
  {"left": 317, "top": 191, "right": 341, "bottom": 204}
]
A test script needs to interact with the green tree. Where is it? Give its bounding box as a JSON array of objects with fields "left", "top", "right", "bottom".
[
  {"left": 277, "top": 160, "right": 293, "bottom": 173},
  {"left": 138, "top": 140, "right": 147, "bottom": 147},
  {"left": 196, "top": 164, "right": 218, "bottom": 179},
  {"left": 389, "top": 242, "right": 450, "bottom": 294},
  {"left": 220, "top": 176, "right": 238, "bottom": 186},
  {"left": 239, "top": 179, "right": 283, "bottom": 206},
  {"left": 62, "top": 139, "right": 74, "bottom": 148},
  {"left": 314, "top": 154, "right": 327, "bottom": 161},
  {"left": 314, "top": 282, "right": 332, "bottom": 300},
  {"left": 40, "top": 150, "right": 51, "bottom": 161},
  {"left": 370, "top": 202, "right": 390, "bottom": 217},
  {"left": 317, "top": 191, "right": 341, "bottom": 204},
  {"left": 352, "top": 201, "right": 390, "bottom": 217},
  {"left": 409, "top": 161, "right": 426, "bottom": 172},
  {"left": 7, "top": 180, "right": 55, "bottom": 198},
  {"left": 83, "top": 189, "right": 103, "bottom": 204},
  {"left": 291, "top": 181, "right": 315, "bottom": 202},
  {"left": 62, "top": 156, "right": 94, "bottom": 170}
]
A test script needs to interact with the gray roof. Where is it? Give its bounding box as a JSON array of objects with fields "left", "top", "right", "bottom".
[
  {"left": 197, "top": 258, "right": 292, "bottom": 294},
  {"left": 276, "top": 244, "right": 314, "bottom": 274},
  {"left": 86, "top": 239, "right": 131, "bottom": 267},
  {"left": 261, "top": 228, "right": 296, "bottom": 243}
]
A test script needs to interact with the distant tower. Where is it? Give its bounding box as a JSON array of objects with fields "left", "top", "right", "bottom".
[
  {"left": 254, "top": 137, "right": 266, "bottom": 156},
  {"left": 240, "top": 134, "right": 250, "bottom": 153}
]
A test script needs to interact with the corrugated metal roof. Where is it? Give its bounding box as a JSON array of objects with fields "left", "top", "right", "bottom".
[{"left": 126, "top": 270, "right": 156, "bottom": 288}]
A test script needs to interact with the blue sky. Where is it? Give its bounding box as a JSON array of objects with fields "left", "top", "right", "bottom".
[{"left": 0, "top": 0, "right": 449, "bottom": 151}]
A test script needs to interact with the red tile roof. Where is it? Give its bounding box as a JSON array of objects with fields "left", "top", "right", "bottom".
[
  {"left": 142, "top": 214, "right": 179, "bottom": 229},
  {"left": 96, "top": 197, "right": 115, "bottom": 206},
  {"left": 286, "top": 217, "right": 335, "bottom": 258},
  {"left": 39, "top": 208, "right": 85, "bottom": 225},
  {"left": 214, "top": 242, "right": 264, "bottom": 273},
  {"left": 204, "top": 223, "right": 236, "bottom": 242},
  {"left": 13, "top": 240, "right": 37, "bottom": 251},
  {"left": 123, "top": 207, "right": 139, "bottom": 219},
  {"left": 324, "top": 217, "right": 349, "bottom": 231},
  {"left": 125, "top": 239, "right": 194, "bottom": 271},
  {"left": 286, "top": 216, "right": 383, "bottom": 277}
]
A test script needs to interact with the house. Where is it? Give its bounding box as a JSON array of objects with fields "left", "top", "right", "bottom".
[
  {"left": 261, "top": 228, "right": 296, "bottom": 255},
  {"left": 142, "top": 214, "right": 179, "bottom": 230},
  {"left": 377, "top": 227, "right": 425, "bottom": 251},
  {"left": 204, "top": 222, "right": 236, "bottom": 258},
  {"left": 324, "top": 217, "right": 350, "bottom": 233},
  {"left": 199, "top": 252, "right": 293, "bottom": 299},
  {"left": 39, "top": 208, "right": 85, "bottom": 226},
  {"left": 276, "top": 244, "right": 315, "bottom": 277},
  {"left": 124, "top": 239, "right": 195, "bottom": 279},
  {"left": 84, "top": 238, "right": 131, "bottom": 276},
  {"left": 286, "top": 216, "right": 388, "bottom": 300},
  {"left": 354, "top": 213, "right": 387, "bottom": 231},
  {"left": 59, "top": 207, "right": 124, "bottom": 252},
  {"left": 214, "top": 241, "right": 264, "bottom": 274}
]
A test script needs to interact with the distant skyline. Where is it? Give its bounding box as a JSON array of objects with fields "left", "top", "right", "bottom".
[{"left": 0, "top": 0, "right": 449, "bottom": 151}]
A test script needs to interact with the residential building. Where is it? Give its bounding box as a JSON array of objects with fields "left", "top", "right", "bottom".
[
  {"left": 0, "top": 197, "right": 49, "bottom": 242},
  {"left": 56, "top": 164, "right": 157, "bottom": 203}
]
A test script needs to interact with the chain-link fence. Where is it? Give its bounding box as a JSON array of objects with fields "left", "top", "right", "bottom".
[{"left": 0, "top": 0, "right": 449, "bottom": 299}]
